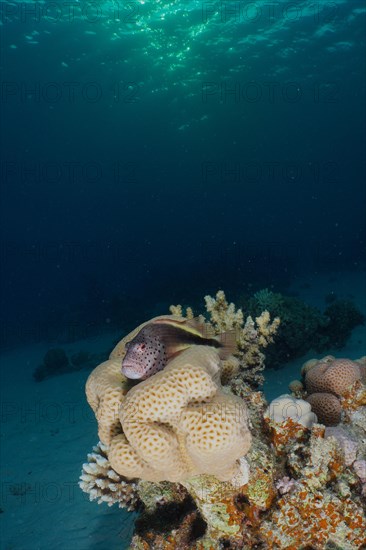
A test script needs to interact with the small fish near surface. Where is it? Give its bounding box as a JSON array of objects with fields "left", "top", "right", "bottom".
[{"left": 121, "top": 317, "right": 237, "bottom": 380}]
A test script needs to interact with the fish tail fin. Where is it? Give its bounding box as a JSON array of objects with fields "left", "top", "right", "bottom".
[
  {"left": 187, "top": 319, "right": 238, "bottom": 358},
  {"left": 217, "top": 329, "right": 238, "bottom": 359}
]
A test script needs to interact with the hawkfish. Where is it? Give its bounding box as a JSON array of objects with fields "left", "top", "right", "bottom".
[{"left": 121, "top": 317, "right": 237, "bottom": 380}]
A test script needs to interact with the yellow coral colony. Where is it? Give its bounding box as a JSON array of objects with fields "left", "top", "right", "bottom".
[
  {"left": 86, "top": 315, "right": 252, "bottom": 483},
  {"left": 203, "top": 290, "right": 280, "bottom": 387}
]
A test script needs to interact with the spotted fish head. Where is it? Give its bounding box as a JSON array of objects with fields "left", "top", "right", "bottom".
[{"left": 121, "top": 326, "right": 168, "bottom": 380}]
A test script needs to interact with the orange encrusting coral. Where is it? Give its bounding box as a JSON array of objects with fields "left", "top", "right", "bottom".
[
  {"left": 341, "top": 380, "right": 366, "bottom": 411},
  {"left": 266, "top": 417, "right": 308, "bottom": 453},
  {"left": 262, "top": 484, "right": 366, "bottom": 549},
  {"left": 222, "top": 496, "right": 246, "bottom": 527}
]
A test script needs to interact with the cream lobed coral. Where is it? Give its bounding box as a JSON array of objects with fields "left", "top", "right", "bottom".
[
  {"left": 109, "top": 345, "right": 251, "bottom": 483},
  {"left": 85, "top": 358, "right": 128, "bottom": 445},
  {"left": 301, "top": 357, "right": 321, "bottom": 377},
  {"left": 85, "top": 314, "right": 252, "bottom": 485},
  {"left": 86, "top": 315, "right": 196, "bottom": 445}
]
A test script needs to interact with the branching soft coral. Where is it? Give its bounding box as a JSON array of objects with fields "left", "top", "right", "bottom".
[
  {"left": 238, "top": 312, "right": 280, "bottom": 386},
  {"left": 204, "top": 290, "right": 244, "bottom": 331},
  {"left": 168, "top": 304, "right": 195, "bottom": 320},
  {"left": 171, "top": 290, "right": 280, "bottom": 388}
]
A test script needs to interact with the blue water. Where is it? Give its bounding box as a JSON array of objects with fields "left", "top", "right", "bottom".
[
  {"left": 0, "top": 1, "right": 365, "bottom": 548},
  {"left": 1, "top": 0, "right": 365, "bottom": 350}
]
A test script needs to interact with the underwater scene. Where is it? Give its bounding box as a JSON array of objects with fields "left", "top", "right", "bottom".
[{"left": 1, "top": 0, "right": 366, "bottom": 548}]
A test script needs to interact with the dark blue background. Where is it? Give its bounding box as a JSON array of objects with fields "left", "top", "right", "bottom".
[{"left": 1, "top": 0, "right": 365, "bottom": 348}]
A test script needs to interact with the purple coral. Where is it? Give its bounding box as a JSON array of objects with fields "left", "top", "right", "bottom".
[
  {"left": 275, "top": 476, "right": 297, "bottom": 495},
  {"left": 324, "top": 426, "right": 358, "bottom": 466},
  {"left": 353, "top": 460, "right": 366, "bottom": 497},
  {"left": 353, "top": 460, "right": 366, "bottom": 483}
]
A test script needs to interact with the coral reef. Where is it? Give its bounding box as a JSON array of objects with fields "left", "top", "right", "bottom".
[
  {"left": 202, "top": 290, "right": 280, "bottom": 388},
  {"left": 70, "top": 350, "right": 93, "bottom": 367},
  {"left": 79, "top": 441, "right": 139, "bottom": 510},
  {"left": 324, "top": 426, "right": 359, "bottom": 466},
  {"left": 80, "top": 292, "right": 366, "bottom": 549},
  {"left": 288, "top": 379, "right": 304, "bottom": 395},
  {"left": 298, "top": 356, "right": 363, "bottom": 426},
  {"left": 34, "top": 347, "right": 105, "bottom": 381},
  {"left": 88, "top": 343, "right": 252, "bottom": 483},
  {"left": 266, "top": 394, "right": 317, "bottom": 428},
  {"left": 353, "top": 460, "right": 366, "bottom": 495},
  {"left": 306, "top": 392, "right": 342, "bottom": 426},
  {"left": 33, "top": 348, "right": 70, "bottom": 381},
  {"left": 356, "top": 356, "right": 366, "bottom": 382},
  {"left": 305, "top": 358, "right": 361, "bottom": 395},
  {"left": 321, "top": 300, "right": 365, "bottom": 349},
  {"left": 245, "top": 289, "right": 364, "bottom": 368},
  {"left": 275, "top": 476, "right": 297, "bottom": 495},
  {"left": 262, "top": 369, "right": 366, "bottom": 549},
  {"left": 86, "top": 357, "right": 129, "bottom": 445}
]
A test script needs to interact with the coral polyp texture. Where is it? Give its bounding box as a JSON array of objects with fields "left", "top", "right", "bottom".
[
  {"left": 86, "top": 358, "right": 128, "bottom": 445},
  {"left": 306, "top": 392, "right": 342, "bottom": 426},
  {"left": 80, "top": 291, "right": 366, "bottom": 549},
  {"left": 305, "top": 357, "right": 361, "bottom": 395},
  {"left": 109, "top": 345, "right": 252, "bottom": 482},
  {"left": 266, "top": 394, "right": 317, "bottom": 428},
  {"left": 301, "top": 356, "right": 363, "bottom": 426}
]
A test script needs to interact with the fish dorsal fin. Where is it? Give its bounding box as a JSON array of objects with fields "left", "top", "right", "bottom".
[
  {"left": 150, "top": 315, "right": 238, "bottom": 359},
  {"left": 152, "top": 316, "right": 205, "bottom": 339},
  {"left": 184, "top": 317, "right": 209, "bottom": 338}
]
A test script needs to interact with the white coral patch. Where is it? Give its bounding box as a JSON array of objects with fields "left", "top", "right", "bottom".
[{"left": 266, "top": 394, "right": 318, "bottom": 428}]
